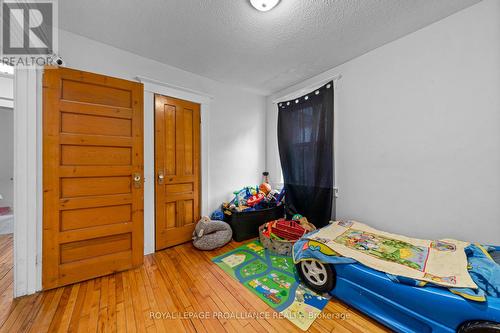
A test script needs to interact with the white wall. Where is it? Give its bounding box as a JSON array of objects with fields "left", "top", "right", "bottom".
[
  {"left": 267, "top": 0, "right": 500, "bottom": 244},
  {"left": 0, "top": 106, "right": 13, "bottom": 208},
  {"left": 58, "top": 29, "right": 267, "bottom": 212}
]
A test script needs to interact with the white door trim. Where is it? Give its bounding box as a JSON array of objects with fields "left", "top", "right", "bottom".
[
  {"left": 136, "top": 76, "right": 214, "bottom": 103},
  {"left": 136, "top": 76, "right": 211, "bottom": 255},
  {"left": 13, "top": 67, "right": 43, "bottom": 297}
]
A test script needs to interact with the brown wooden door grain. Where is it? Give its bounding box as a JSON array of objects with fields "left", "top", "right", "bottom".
[
  {"left": 43, "top": 67, "right": 144, "bottom": 289},
  {"left": 155, "top": 95, "right": 200, "bottom": 250}
]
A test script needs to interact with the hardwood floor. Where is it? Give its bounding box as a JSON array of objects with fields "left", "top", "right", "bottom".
[{"left": 0, "top": 234, "right": 390, "bottom": 332}]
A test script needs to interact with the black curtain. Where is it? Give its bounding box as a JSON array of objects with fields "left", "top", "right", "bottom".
[{"left": 277, "top": 81, "right": 334, "bottom": 228}]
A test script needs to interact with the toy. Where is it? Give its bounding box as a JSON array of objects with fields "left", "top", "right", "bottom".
[
  {"left": 259, "top": 182, "right": 272, "bottom": 195},
  {"left": 250, "top": 187, "right": 258, "bottom": 196},
  {"left": 239, "top": 205, "right": 250, "bottom": 211},
  {"left": 192, "top": 216, "right": 232, "bottom": 250},
  {"left": 235, "top": 189, "right": 247, "bottom": 207},
  {"left": 290, "top": 214, "right": 315, "bottom": 232},
  {"left": 276, "top": 188, "right": 285, "bottom": 205},
  {"left": 223, "top": 184, "right": 284, "bottom": 214},
  {"left": 298, "top": 216, "right": 315, "bottom": 232},
  {"left": 273, "top": 219, "right": 306, "bottom": 241},
  {"left": 259, "top": 219, "right": 316, "bottom": 256},
  {"left": 261, "top": 223, "right": 272, "bottom": 238},
  {"left": 247, "top": 193, "right": 265, "bottom": 207},
  {"left": 266, "top": 190, "right": 279, "bottom": 204},
  {"left": 211, "top": 209, "right": 225, "bottom": 221}
]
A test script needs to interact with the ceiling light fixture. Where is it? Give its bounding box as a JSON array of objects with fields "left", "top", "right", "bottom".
[{"left": 250, "top": 0, "right": 280, "bottom": 12}]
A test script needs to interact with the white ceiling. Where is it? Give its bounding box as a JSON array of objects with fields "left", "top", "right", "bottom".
[{"left": 59, "top": 0, "right": 481, "bottom": 95}]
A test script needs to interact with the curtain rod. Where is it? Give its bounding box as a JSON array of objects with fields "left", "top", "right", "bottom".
[{"left": 272, "top": 74, "right": 342, "bottom": 104}]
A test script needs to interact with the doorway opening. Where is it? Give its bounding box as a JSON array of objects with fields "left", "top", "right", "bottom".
[{"left": 0, "top": 63, "right": 14, "bottom": 298}]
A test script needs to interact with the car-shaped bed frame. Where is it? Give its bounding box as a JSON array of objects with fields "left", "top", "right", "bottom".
[{"left": 296, "top": 246, "right": 500, "bottom": 333}]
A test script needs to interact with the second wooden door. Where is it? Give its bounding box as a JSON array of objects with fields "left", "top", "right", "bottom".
[{"left": 155, "top": 95, "right": 201, "bottom": 250}]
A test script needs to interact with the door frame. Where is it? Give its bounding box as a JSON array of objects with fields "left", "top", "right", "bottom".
[
  {"left": 13, "top": 68, "right": 43, "bottom": 297},
  {"left": 137, "top": 76, "right": 211, "bottom": 255}
]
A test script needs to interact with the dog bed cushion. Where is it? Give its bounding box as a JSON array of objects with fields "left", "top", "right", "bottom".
[{"left": 193, "top": 217, "right": 232, "bottom": 251}]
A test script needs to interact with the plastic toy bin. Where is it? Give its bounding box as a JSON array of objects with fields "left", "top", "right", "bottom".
[{"left": 223, "top": 205, "right": 284, "bottom": 242}]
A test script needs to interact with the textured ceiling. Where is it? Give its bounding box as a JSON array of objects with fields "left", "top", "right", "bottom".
[{"left": 59, "top": 0, "right": 481, "bottom": 94}]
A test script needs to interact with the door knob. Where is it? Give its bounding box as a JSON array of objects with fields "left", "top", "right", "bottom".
[
  {"left": 133, "top": 173, "right": 142, "bottom": 189},
  {"left": 158, "top": 171, "right": 164, "bottom": 185}
]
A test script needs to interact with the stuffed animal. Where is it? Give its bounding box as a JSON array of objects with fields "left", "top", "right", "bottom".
[
  {"left": 291, "top": 214, "right": 314, "bottom": 232},
  {"left": 298, "top": 216, "right": 315, "bottom": 232},
  {"left": 192, "top": 216, "right": 232, "bottom": 251}
]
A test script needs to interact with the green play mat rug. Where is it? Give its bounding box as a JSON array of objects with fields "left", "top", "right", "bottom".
[{"left": 211, "top": 240, "right": 329, "bottom": 331}]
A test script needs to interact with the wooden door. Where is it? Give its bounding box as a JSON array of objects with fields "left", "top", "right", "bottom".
[
  {"left": 155, "top": 95, "right": 201, "bottom": 250},
  {"left": 43, "top": 67, "right": 144, "bottom": 289}
]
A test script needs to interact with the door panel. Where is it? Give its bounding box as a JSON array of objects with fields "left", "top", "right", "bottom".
[
  {"left": 60, "top": 233, "right": 132, "bottom": 264},
  {"left": 60, "top": 205, "right": 132, "bottom": 231},
  {"left": 61, "top": 79, "right": 133, "bottom": 108},
  {"left": 155, "top": 95, "right": 200, "bottom": 250},
  {"left": 61, "top": 176, "right": 132, "bottom": 197},
  {"left": 60, "top": 145, "right": 132, "bottom": 166},
  {"left": 61, "top": 112, "right": 133, "bottom": 136},
  {"left": 43, "top": 67, "right": 144, "bottom": 289}
]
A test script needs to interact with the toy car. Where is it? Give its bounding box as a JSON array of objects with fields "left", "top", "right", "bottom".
[{"left": 296, "top": 246, "right": 500, "bottom": 333}]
